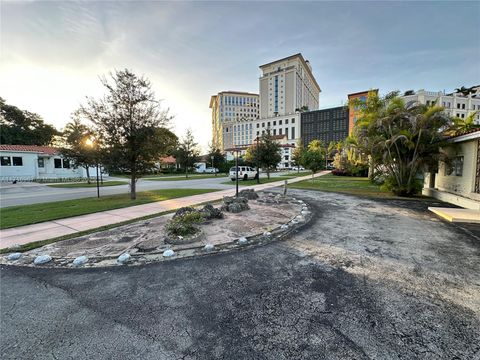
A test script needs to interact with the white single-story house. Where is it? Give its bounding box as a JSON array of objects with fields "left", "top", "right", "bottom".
[
  {"left": 0, "top": 145, "right": 104, "bottom": 182},
  {"left": 423, "top": 129, "right": 480, "bottom": 210}
]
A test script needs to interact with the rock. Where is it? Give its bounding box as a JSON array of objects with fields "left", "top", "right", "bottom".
[
  {"left": 238, "top": 237, "right": 248, "bottom": 245},
  {"left": 34, "top": 255, "right": 52, "bottom": 265},
  {"left": 281, "top": 224, "right": 289, "bottom": 230},
  {"left": 228, "top": 203, "right": 243, "bottom": 213},
  {"left": 163, "top": 249, "right": 175, "bottom": 257},
  {"left": 296, "top": 216, "right": 305, "bottom": 222},
  {"left": 136, "top": 239, "right": 159, "bottom": 252},
  {"left": 7, "top": 252, "right": 22, "bottom": 261},
  {"left": 73, "top": 255, "right": 88, "bottom": 267},
  {"left": 291, "top": 219, "right": 299, "bottom": 224},
  {"left": 117, "top": 253, "right": 131, "bottom": 264},
  {"left": 201, "top": 204, "right": 223, "bottom": 219},
  {"left": 263, "top": 232, "right": 272, "bottom": 237},
  {"left": 223, "top": 196, "right": 235, "bottom": 205},
  {"left": 204, "top": 244, "right": 215, "bottom": 252},
  {"left": 239, "top": 189, "right": 259, "bottom": 200},
  {"left": 173, "top": 207, "right": 196, "bottom": 219},
  {"left": 301, "top": 210, "right": 310, "bottom": 215}
]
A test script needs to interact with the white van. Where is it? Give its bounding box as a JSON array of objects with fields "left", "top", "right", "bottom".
[{"left": 229, "top": 166, "right": 258, "bottom": 181}]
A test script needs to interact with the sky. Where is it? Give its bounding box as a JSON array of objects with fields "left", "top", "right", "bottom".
[{"left": 1, "top": 0, "right": 479, "bottom": 151}]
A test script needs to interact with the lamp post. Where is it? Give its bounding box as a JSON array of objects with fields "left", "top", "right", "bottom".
[
  {"left": 256, "top": 136, "right": 260, "bottom": 184},
  {"left": 235, "top": 149, "right": 239, "bottom": 197}
]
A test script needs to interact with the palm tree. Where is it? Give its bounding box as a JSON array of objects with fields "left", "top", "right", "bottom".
[
  {"left": 448, "top": 111, "right": 479, "bottom": 136},
  {"left": 353, "top": 93, "right": 449, "bottom": 196}
]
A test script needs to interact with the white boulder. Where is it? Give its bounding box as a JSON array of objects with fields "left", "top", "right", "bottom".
[{"left": 34, "top": 255, "right": 52, "bottom": 265}]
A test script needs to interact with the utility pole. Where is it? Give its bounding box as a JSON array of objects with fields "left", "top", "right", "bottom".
[{"left": 256, "top": 137, "right": 260, "bottom": 184}]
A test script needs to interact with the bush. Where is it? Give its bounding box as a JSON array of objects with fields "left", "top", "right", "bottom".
[
  {"left": 165, "top": 211, "right": 205, "bottom": 237},
  {"left": 332, "top": 169, "right": 347, "bottom": 176},
  {"left": 380, "top": 175, "right": 423, "bottom": 196}
]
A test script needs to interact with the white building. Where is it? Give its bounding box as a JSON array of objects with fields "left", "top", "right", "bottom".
[
  {"left": 209, "top": 91, "right": 259, "bottom": 151},
  {"left": 401, "top": 86, "right": 480, "bottom": 124},
  {"left": 259, "top": 53, "right": 321, "bottom": 118},
  {"left": 423, "top": 129, "right": 480, "bottom": 210},
  {"left": 0, "top": 145, "right": 101, "bottom": 181}
]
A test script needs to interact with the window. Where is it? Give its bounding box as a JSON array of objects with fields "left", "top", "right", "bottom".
[
  {"left": 291, "top": 127, "right": 295, "bottom": 139},
  {"left": 279, "top": 128, "right": 282, "bottom": 135},
  {"left": 292, "top": 118, "right": 295, "bottom": 124},
  {"left": 262, "top": 122, "right": 265, "bottom": 127},
  {"left": 462, "top": 104, "right": 466, "bottom": 110},
  {"left": 256, "top": 123, "right": 259, "bottom": 128},
  {"left": 267, "top": 122, "right": 270, "bottom": 127},
  {"left": 279, "top": 120, "right": 282, "bottom": 125},
  {"left": 12, "top": 157, "right": 23, "bottom": 166},
  {"left": 285, "top": 128, "right": 289, "bottom": 138},
  {"left": 273, "top": 121, "right": 276, "bottom": 126},
  {"left": 54, "top": 158, "right": 62, "bottom": 168},
  {"left": 457, "top": 103, "right": 461, "bottom": 109},
  {"left": 273, "top": 129, "right": 277, "bottom": 135},
  {"left": 1, "top": 156, "right": 11, "bottom": 166},
  {"left": 38, "top": 158, "right": 45, "bottom": 168},
  {"left": 445, "top": 156, "right": 464, "bottom": 176},
  {"left": 285, "top": 119, "right": 289, "bottom": 124}
]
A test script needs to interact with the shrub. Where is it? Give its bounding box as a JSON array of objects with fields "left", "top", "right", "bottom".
[{"left": 165, "top": 211, "right": 205, "bottom": 237}]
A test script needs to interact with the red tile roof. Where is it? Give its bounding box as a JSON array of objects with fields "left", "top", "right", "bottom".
[
  {"left": 0, "top": 145, "right": 59, "bottom": 155},
  {"left": 446, "top": 127, "right": 480, "bottom": 140},
  {"left": 160, "top": 156, "right": 176, "bottom": 164}
]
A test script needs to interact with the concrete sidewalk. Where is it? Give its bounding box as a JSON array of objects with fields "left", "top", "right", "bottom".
[{"left": 0, "top": 171, "right": 329, "bottom": 249}]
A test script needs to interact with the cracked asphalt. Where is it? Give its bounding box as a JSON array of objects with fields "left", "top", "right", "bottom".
[{"left": 1, "top": 189, "right": 479, "bottom": 359}]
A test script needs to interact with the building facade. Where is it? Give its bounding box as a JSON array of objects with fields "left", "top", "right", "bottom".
[
  {"left": 0, "top": 145, "right": 102, "bottom": 181},
  {"left": 423, "top": 129, "right": 480, "bottom": 210},
  {"left": 301, "top": 106, "right": 349, "bottom": 146},
  {"left": 401, "top": 87, "right": 480, "bottom": 124},
  {"left": 347, "top": 90, "right": 378, "bottom": 135},
  {"left": 259, "top": 53, "right": 321, "bottom": 119},
  {"left": 209, "top": 91, "right": 259, "bottom": 151}
]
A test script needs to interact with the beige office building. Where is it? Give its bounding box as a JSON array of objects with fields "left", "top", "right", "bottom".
[
  {"left": 209, "top": 91, "right": 259, "bottom": 151},
  {"left": 259, "top": 53, "right": 321, "bottom": 119}
]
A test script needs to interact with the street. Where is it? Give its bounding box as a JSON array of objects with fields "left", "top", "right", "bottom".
[{"left": 0, "top": 173, "right": 300, "bottom": 208}]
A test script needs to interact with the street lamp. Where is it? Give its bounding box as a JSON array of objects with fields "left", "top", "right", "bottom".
[
  {"left": 235, "top": 148, "right": 239, "bottom": 197},
  {"left": 256, "top": 136, "right": 260, "bottom": 184},
  {"left": 85, "top": 137, "right": 100, "bottom": 198}
]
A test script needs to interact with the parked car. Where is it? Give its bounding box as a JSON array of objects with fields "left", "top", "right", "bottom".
[
  {"left": 229, "top": 166, "right": 258, "bottom": 181},
  {"left": 291, "top": 166, "right": 305, "bottom": 171},
  {"left": 204, "top": 167, "right": 219, "bottom": 173}
]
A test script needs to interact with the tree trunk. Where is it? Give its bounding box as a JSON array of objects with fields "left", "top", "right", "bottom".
[
  {"left": 130, "top": 173, "right": 136, "bottom": 200},
  {"left": 267, "top": 169, "right": 270, "bottom": 179},
  {"left": 368, "top": 156, "right": 374, "bottom": 181},
  {"left": 185, "top": 165, "right": 188, "bottom": 178},
  {"left": 85, "top": 166, "right": 91, "bottom": 184}
]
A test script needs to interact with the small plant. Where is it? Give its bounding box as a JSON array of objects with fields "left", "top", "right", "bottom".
[{"left": 165, "top": 211, "right": 205, "bottom": 237}]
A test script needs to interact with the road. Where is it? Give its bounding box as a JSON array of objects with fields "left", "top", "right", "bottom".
[
  {"left": 0, "top": 175, "right": 255, "bottom": 207},
  {"left": 1, "top": 189, "right": 479, "bottom": 359}
]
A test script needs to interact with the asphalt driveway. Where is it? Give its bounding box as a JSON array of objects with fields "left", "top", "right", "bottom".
[{"left": 1, "top": 189, "right": 479, "bottom": 359}]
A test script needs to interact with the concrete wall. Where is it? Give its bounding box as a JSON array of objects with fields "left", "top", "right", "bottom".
[
  {"left": 0, "top": 152, "right": 38, "bottom": 178},
  {"left": 423, "top": 138, "right": 480, "bottom": 209}
]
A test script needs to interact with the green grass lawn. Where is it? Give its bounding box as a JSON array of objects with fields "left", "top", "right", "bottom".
[
  {"left": 143, "top": 174, "right": 227, "bottom": 181},
  {"left": 290, "top": 174, "right": 395, "bottom": 197},
  {"left": 47, "top": 181, "right": 128, "bottom": 188},
  {"left": 0, "top": 188, "right": 219, "bottom": 229}
]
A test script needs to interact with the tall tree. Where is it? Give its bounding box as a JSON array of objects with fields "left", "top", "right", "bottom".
[
  {"left": 301, "top": 140, "right": 325, "bottom": 180},
  {"left": 207, "top": 144, "right": 225, "bottom": 176},
  {"left": 77, "top": 69, "right": 174, "bottom": 200},
  {"left": 0, "top": 98, "right": 59, "bottom": 145},
  {"left": 60, "top": 117, "right": 96, "bottom": 183},
  {"left": 291, "top": 139, "right": 305, "bottom": 173},
  {"left": 245, "top": 131, "right": 281, "bottom": 179},
  {"left": 175, "top": 129, "right": 199, "bottom": 178},
  {"left": 353, "top": 92, "right": 449, "bottom": 196}
]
